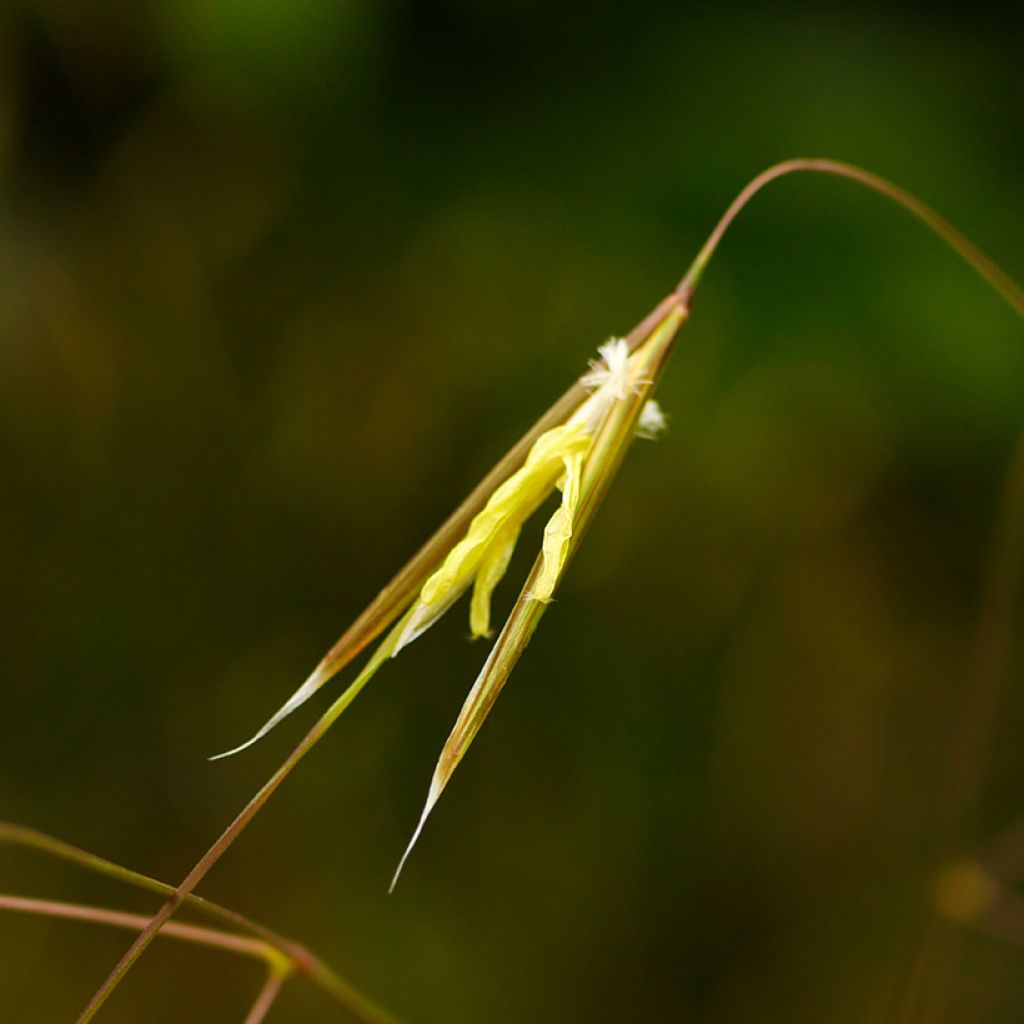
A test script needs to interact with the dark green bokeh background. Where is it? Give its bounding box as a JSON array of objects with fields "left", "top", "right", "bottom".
[{"left": 2, "top": 2, "right": 1023, "bottom": 1021}]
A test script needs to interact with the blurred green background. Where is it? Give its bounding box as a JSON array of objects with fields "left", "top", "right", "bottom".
[{"left": 2, "top": 1, "right": 1023, "bottom": 1021}]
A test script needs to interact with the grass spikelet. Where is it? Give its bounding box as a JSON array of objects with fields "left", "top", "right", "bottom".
[
  {"left": 212, "top": 294, "right": 684, "bottom": 760},
  {"left": 390, "top": 302, "right": 687, "bottom": 887}
]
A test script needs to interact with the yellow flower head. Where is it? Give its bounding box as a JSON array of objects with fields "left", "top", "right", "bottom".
[
  {"left": 394, "top": 336, "right": 659, "bottom": 655},
  {"left": 210, "top": 303, "right": 686, "bottom": 869}
]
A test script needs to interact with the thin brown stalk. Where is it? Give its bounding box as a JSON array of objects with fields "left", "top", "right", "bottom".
[
  {"left": 0, "top": 894, "right": 280, "bottom": 964},
  {"left": 72, "top": 700, "right": 381, "bottom": 1024},
  {"left": 0, "top": 822, "right": 290, "bottom": 954},
  {"left": 0, "top": 822, "right": 394, "bottom": 1024},
  {"left": 678, "top": 158, "right": 1024, "bottom": 319},
  {"left": 242, "top": 968, "right": 288, "bottom": 1024},
  {"left": 2, "top": 894, "right": 293, "bottom": 1024}
]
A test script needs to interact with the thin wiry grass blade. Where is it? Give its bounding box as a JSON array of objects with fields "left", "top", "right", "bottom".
[
  {"left": 214, "top": 293, "right": 683, "bottom": 759},
  {"left": 391, "top": 298, "right": 689, "bottom": 887},
  {"left": 0, "top": 822, "right": 398, "bottom": 1024}
]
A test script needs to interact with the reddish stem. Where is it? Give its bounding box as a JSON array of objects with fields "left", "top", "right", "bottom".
[
  {"left": 679, "top": 158, "right": 1024, "bottom": 319},
  {"left": 242, "top": 969, "right": 287, "bottom": 1024},
  {"left": 0, "top": 894, "right": 277, "bottom": 963}
]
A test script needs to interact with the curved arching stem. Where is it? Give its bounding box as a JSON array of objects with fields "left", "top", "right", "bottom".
[{"left": 677, "top": 158, "right": 1024, "bottom": 321}]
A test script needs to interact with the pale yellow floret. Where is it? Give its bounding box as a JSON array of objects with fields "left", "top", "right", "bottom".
[
  {"left": 396, "top": 335, "right": 663, "bottom": 650},
  {"left": 212, "top": 327, "right": 674, "bottom": 765},
  {"left": 469, "top": 522, "right": 521, "bottom": 637},
  {"left": 534, "top": 447, "right": 584, "bottom": 602},
  {"left": 394, "top": 419, "right": 592, "bottom": 652},
  {"left": 419, "top": 422, "right": 589, "bottom": 605}
]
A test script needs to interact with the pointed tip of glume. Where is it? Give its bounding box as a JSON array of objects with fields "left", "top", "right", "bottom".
[
  {"left": 389, "top": 791, "right": 438, "bottom": 893},
  {"left": 388, "top": 826, "right": 421, "bottom": 894},
  {"left": 208, "top": 732, "right": 264, "bottom": 762},
  {"left": 207, "top": 689, "right": 314, "bottom": 763},
  {"left": 207, "top": 745, "right": 245, "bottom": 763}
]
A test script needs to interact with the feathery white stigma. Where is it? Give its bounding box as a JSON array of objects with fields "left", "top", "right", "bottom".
[
  {"left": 580, "top": 338, "right": 634, "bottom": 399},
  {"left": 637, "top": 399, "right": 668, "bottom": 439}
]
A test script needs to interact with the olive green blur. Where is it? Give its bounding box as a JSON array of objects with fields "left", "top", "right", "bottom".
[{"left": 2, "top": 2, "right": 1023, "bottom": 1021}]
